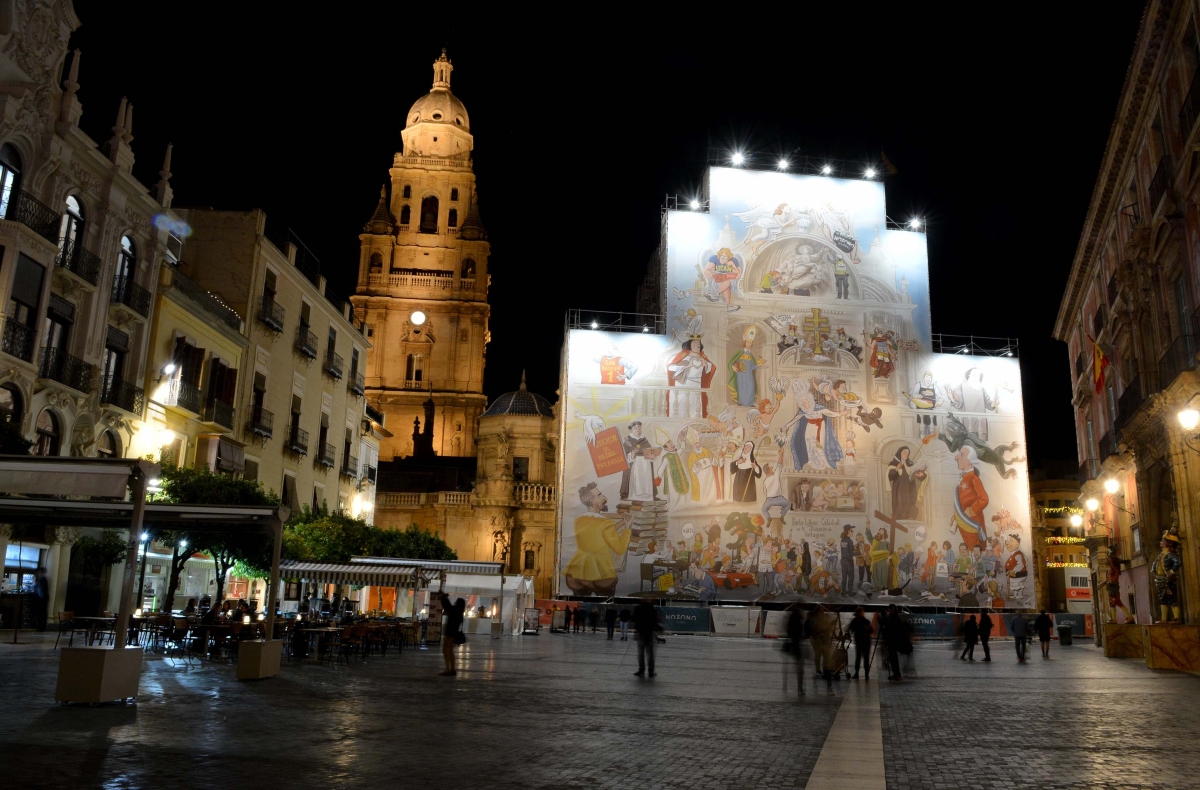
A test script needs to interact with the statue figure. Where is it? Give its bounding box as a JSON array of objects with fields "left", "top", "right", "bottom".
[
  {"left": 1151, "top": 531, "right": 1183, "bottom": 623},
  {"left": 1106, "top": 544, "right": 1132, "bottom": 624}
]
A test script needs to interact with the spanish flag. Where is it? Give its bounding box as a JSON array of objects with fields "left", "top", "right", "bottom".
[{"left": 1093, "top": 338, "right": 1109, "bottom": 394}]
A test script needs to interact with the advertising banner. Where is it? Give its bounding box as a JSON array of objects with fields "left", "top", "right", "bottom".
[
  {"left": 711, "top": 606, "right": 751, "bottom": 636},
  {"left": 658, "top": 606, "right": 711, "bottom": 634},
  {"left": 558, "top": 167, "right": 1032, "bottom": 610},
  {"left": 1053, "top": 613, "right": 1094, "bottom": 637},
  {"left": 905, "top": 613, "right": 958, "bottom": 638},
  {"left": 762, "top": 609, "right": 789, "bottom": 638}
]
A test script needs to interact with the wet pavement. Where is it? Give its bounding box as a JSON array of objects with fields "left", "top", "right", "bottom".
[{"left": 0, "top": 629, "right": 1197, "bottom": 788}]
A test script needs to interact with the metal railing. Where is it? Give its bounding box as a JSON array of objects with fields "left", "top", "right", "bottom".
[
  {"left": 287, "top": 424, "right": 309, "bottom": 456},
  {"left": 111, "top": 275, "right": 150, "bottom": 317},
  {"left": 566, "top": 308, "right": 667, "bottom": 336},
  {"left": 1157, "top": 334, "right": 1199, "bottom": 392},
  {"left": 39, "top": 346, "right": 94, "bottom": 393},
  {"left": 295, "top": 324, "right": 318, "bottom": 359},
  {"left": 1114, "top": 376, "right": 1144, "bottom": 432},
  {"left": 170, "top": 267, "right": 243, "bottom": 331},
  {"left": 55, "top": 237, "right": 100, "bottom": 285},
  {"left": 323, "top": 349, "right": 343, "bottom": 380},
  {"left": 100, "top": 377, "right": 144, "bottom": 415},
  {"left": 1, "top": 319, "right": 34, "bottom": 362},
  {"left": 930, "top": 334, "right": 1019, "bottom": 357},
  {"left": 348, "top": 370, "right": 364, "bottom": 396},
  {"left": 9, "top": 191, "right": 58, "bottom": 243},
  {"left": 1181, "top": 67, "right": 1200, "bottom": 142},
  {"left": 249, "top": 406, "right": 273, "bottom": 438},
  {"left": 168, "top": 378, "right": 203, "bottom": 413},
  {"left": 204, "top": 399, "right": 235, "bottom": 430},
  {"left": 342, "top": 455, "right": 358, "bottom": 478},
  {"left": 257, "top": 295, "right": 285, "bottom": 333},
  {"left": 1149, "top": 155, "right": 1172, "bottom": 212},
  {"left": 316, "top": 442, "right": 336, "bottom": 468}
]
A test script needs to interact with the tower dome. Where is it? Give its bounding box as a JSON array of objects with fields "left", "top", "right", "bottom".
[
  {"left": 401, "top": 50, "right": 473, "bottom": 159},
  {"left": 481, "top": 372, "right": 554, "bottom": 418}
]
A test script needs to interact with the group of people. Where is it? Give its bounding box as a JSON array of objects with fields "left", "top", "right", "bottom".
[
  {"left": 782, "top": 604, "right": 915, "bottom": 695},
  {"left": 960, "top": 610, "right": 1055, "bottom": 663}
]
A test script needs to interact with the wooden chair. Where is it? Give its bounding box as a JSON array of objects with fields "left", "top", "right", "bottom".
[
  {"left": 53, "top": 611, "right": 75, "bottom": 649},
  {"left": 640, "top": 563, "right": 655, "bottom": 592}
]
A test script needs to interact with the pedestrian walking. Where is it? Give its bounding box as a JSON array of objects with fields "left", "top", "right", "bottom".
[
  {"left": 978, "top": 613, "right": 993, "bottom": 661},
  {"left": 632, "top": 600, "right": 662, "bottom": 677},
  {"left": 1008, "top": 611, "right": 1029, "bottom": 663},
  {"left": 605, "top": 606, "right": 618, "bottom": 640},
  {"left": 438, "top": 592, "right": 466, "bottom": 676},
  {"left": 784, "top": 605, "right": 806, "bottom": 695},
  {"left": 960, "top": 615, "right": 978, "bottom": 661},
  {"left": 881, "top": 604, "right": 904, "bottom": 680},
  {"left": 619, "top": 605, "right": 631, "bottom": 640},
  {"left": 589, "top": 607, "right": 600, "bottom": 633},
  {"left": 809, "top": 607, "right": 835, "bottom": 695},
  {"left": 574, "top": 606, "right": 584, "bottom": 633},
  {"left": 1035, "top": 610, "right": 1054, "bottom": 659},
  {"left": 848, "top": 606, "right": 873, "bottom": 680}
]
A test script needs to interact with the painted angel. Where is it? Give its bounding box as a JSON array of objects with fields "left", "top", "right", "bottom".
[
  {"left": 672, "top": 309, "right": 704, "bottom": 344},
  {"left": 733, "top": 203, "right": 798, "bottom": 254},
  {"left": 748, "top": 376, "right": 789, "bottom": 437}
]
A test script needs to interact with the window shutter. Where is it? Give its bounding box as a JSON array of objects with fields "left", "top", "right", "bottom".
[{"left": 221, "top": 366, "right": 237, "bottom": 405}]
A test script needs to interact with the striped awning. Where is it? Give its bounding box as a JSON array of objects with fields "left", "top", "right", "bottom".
[{"left": 278, "top": 561, "right": 417, "bottom": 586}]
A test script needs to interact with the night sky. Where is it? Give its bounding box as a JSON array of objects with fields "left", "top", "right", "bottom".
[{"left": 70, "top": 7, "right": 1145, "bottom": 468}]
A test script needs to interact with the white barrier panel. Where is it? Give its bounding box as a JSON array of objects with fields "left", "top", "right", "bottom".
[{"left": 711, "top": 606, "right": 749, "bottom": 636}]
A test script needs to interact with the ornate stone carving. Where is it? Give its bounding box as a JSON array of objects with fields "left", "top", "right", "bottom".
[
  {"left": 49, "top": 526, "right": 82, "bottom": 545},
  {"left": 68, "top": 160, "right": 101, "bottom": 195}
]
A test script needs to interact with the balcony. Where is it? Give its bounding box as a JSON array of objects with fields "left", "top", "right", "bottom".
[
  {"left": 341, "top": 455, "right": 358, "bottom": 478},
  {"left": 203, "top": 398, "right": 235, "bottom": 430},
  {"left": 1149, "top": 155, "right": 1172, "bottom": 213},
  {"left": 287, "top": 425, "right": 309, "bottom": 457},
  {"left": 39, "top": 347, "right": 94, "bottom": 393},
  {"left": 316, "top": 442, "right": 336, "bottom": 469},
  {"left": 166, "top": 378, "right": 203, "bottom": 414},
  {"left": 1114, "top": 376, "right": 1144, "bottom": 432},
  {"left": 1, "top": 319, "right": 34, "bottom": 362},
  {"left": 294, "top": 324, "right": 318, "bottom": 359},
  {"left": 170, "top": 267, "right": 243, "bottom": 331},
  {"left": 55, "top": 238, "right": 100, "bottom": 285},
  {"left": 257, "top": 295, "right": 285, "bottom": 333},
  {"left": 435, "top": 492, "right": 470, "bottom": 506},
  {"left": 248, "top": 406, "right": 273, "bottom": 439},
  {"left": 1097, "top": 430, "right": 1118, "bottom": 460},
  {"left": 1078, "top": 458, "right": 1097, "bottom": 482},
  {"left": 364, "top": 403, "right": 384, "bottom": 425},
  {"left": 9, "top": 190, "right": 58, "bottom": 244},
  {"left": 1181, "top": 67, "right": 1200, "bottom": 141},
  {"left": 100, "top": 377, "right": 144, "bottom": 416},
  {"left": 402, "top": 378, "right": 425, "bottom": 390},
  {"left": 1157, "top": 334, "right": 1199, "bottom": 393},
  {"left": 322, "top": 350, "right": 343, "bottom": 380},
  {"left": 111, "top": 275, "right": 150, "bottom": 317},
  {"left": 364, "top": 464, "right": 377, "bottom": 485},
  {"left": 514, "top": 483, "right": 556, "bottom": 505},
  {"left": 348, "top": 370, "right": 364, "bottom": 397}
]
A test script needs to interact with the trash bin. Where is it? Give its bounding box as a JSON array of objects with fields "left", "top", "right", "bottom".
[{"left": 1057, "top": 625, "right": 1073, "bottom": 646}]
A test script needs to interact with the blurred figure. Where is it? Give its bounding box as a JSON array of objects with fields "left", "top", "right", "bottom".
[
  {"left": 809, "top": 606, "right": 835, "bottom": 695},
  {"left": 978, "top": 613, "right": 993, "bottom": 661},
  {"left": 605, "top": 606, "right": 618, "bottom": 640},
  {"left": 960, "top": 615, "right": 978, "bottom": 661},
  {"left": 784, "top": 605, "right": 806, "bottom": 695},
  {"left": 632, "top": 600, "right": 662, "bottom": 677},
  {"left": 848, "top": 606, "right": 873, "bottom": 679},
  {"left": 1035, "top": 610, "right": 1054, "bottom": 659},
  {"left": 439, "top": 592, "right": 466, "bottom": 676},
  {"left": 881, "top": 605, "right": 904, "bottom": 680},
  {"left": 1008, "top": 611, "right": 1029, "bottom": 663},
  {"left": 619, "top": 605, "right": 631, "bottom": 640}
]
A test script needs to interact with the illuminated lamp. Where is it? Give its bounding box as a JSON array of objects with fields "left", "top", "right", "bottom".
[
  {"left": 242, "top": 615, "right": 251, "bottom": 624},
  {"left": 821, "top": 165, "right": 832, "bottom": 175},
  {"left": 590, "top": 321, "right": 598, "bottom": 330},
  {"left": 1069, "top": 514, "right": 1083, "bottom": 528},
  {"left": 731, "top": 152, "right": 744, "bottom": 166},
  {"left": 777, "top": 158, "right": 789, "bottom": 170},
  {"left": 1178, "top": 409, "right": 1200, "bottom": 431},
  {"left": 1085, "top": 498, "right": 1099, "bottom": 512},
  {"left": 909, "top": 218, "right": 921, "bottom": 229},
  {"left": 690, "top": 199, "right": 700, "bottom": 210},
  {"left": 410, "top": 310, "right": 426, "bottom": 326},
  {"left": 1103, "top": 479, "right": 1119, "bottom": 494},
  {"left": 864, "top": 168, "right": 876, "bottom": 178}
]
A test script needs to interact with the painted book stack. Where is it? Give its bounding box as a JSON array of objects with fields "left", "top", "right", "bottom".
[{"left": 627, "top": 499, "right": 668, "bottom": 556}]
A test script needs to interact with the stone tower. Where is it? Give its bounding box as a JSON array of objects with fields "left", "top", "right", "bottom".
[{"left": 351, "top": 50, "right": 490, "bottom": 461}]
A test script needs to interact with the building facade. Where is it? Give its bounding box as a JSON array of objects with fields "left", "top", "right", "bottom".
[
  {"left": 1054, "top": 0, "right": 1200, "bottom": 634},
  {"left": 350, "top": 50, "right": 491, "bottom": 462},
  {"left": 1028, "top": 474, "right": 1086, "bottom": 614}
]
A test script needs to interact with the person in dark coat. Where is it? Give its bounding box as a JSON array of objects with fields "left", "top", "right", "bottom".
[
  {"left": 588, "top": 606, "right": 600, "bottom": 633},
  {"left": 632, "top": 600, "right": 662, "bottom": 677},
  {"left": 848, "top": 606, "right": 874, "bottom": 679},
  {"left": 978, "top": 613, "right": 993, "bottom": 661},
  {"left": 618, "top": 606, "right": 631, "bottom": 640},
  {"left": 784, "top": 605, "right": 806, "bottom": 695},
  {"left": 960, "top": 615, "right": 979, "bottom": 661},
  {"left": 881, "top": 605, "right": 904, "bottom": 680},
  {"left": 34, "top": 569, "right": 49, "bottom": 631},
  {"left": 438, "top": 592, "right": 466, "bottom": 676},
  {"left": 605, "top": 606, "right": 618, "bottom": 639},
  {"left": 1035, "top": 610, "right": 1054, "bottom": 659},
  {"left": 572, "top": 606, "right": 583, "bottom": 633}
]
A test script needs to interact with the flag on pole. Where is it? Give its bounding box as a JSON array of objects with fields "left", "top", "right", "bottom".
[{"left": 1091, "top": 336, "right": 1109, "bottom": 394}]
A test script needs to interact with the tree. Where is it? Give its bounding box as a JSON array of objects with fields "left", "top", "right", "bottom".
[{"left": 282, "top": 504, "right": 456, "bottom": 564}]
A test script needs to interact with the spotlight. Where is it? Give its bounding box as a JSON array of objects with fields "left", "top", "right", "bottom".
[
  {"left": 141, "top": 532, "right": 149, "bottom": 541},
  {"left": 161, "top": 362, "right": 177, "bottom": 375},
  {"left": 864, "top": 168, "right": 876, "bottom": 178},
  {"left": 179, "top": 539, "right": 188, "bottom": 548},
  {"left": 777, "top": 158, "right": 789, "bottom": 170},
  {"left": 690, "top": 199, "right": 700, "bottom": 210},
  {"left": 821, "top": 165, "right": 832, "bottom": 175},
  {"left": 909, "top": 218, "right": 921, "bottom": 229},
  {"left": 642, "top": 325, "right": 649, "bottom": 333},
  {"left": 731, "top": 152, "right": 744, "bottom": 166},
  {"left": 1103, "top": 479, "right": 1119, "bottom": 494},
  {"left": 590, "top": 321, "right": 598, "bottom": 330}
]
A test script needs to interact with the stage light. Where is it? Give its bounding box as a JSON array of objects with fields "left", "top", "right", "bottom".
[
  {"left": 821, "top": 165, "right": 832, "bottom": 175},
  {"left": 1069, "top": 514, "right": 1083, "bottom": 528},
  {"left": 161, "top": 362, "right": 176, "bottom": 375},
  {"left": 1085, "top": 498, "right": 1099, "bottom": 512},
  {"left": 590, "top": 321, "right": 598, "bottom": 329},
  {"left": 690, "top": 199, "right": 700, "bottom": 210},
  {"left": 864, "top": 168, "right": 876, "bottom": 178},
  {"left": 910, "top": 218, "right": 921, "bottom": 229},
  {"left": 1178, "top": 408, "right": 1200, "bottom": 431},
  {"left": 1103, "top": 479, "right": 1119, "bottom": 494},
  {"left": 141, "top": 532, "right": 149, "bottom": 541},
  {"left": 642, "top": 326, "right": 649, "bottom": 333},
  {"left": 777, "top": 159, "right": 789, "bottom": 170},
  {"left": 731, "top": 152, "right": 744, "bottom": 166}
]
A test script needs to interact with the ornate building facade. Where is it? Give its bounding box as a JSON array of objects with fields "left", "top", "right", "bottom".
[{"left": 350, "top": 50, "right": 490, "bottom": 462}]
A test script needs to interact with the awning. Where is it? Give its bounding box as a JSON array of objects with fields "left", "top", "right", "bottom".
[
  {"left": 279, "top": 560, "right": 417, "bottom": 586},
  {"left": 349, "top": 556, "right": 505, "bottom": 575},
  {"left": 215, "top": 438, "right": 245, "bottom": 473}
]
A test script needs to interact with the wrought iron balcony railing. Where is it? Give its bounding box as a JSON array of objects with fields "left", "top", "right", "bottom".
[
  {"left": 39, "top": 346, "right": 94, "bottom": 393},
  {"left": 295, "top": 324, "right": 318, "bottom": 359},
  {"left": 322, "top": 349, "right": 343, "bottom": 380},
  {"left": 111, "top": 275, "right": 150, "bottom": 317},
  {"left": 100, "top": 377, "right": 144, "bottom": 415},
  {"left": 348, "top": 370, "right": 364, "bottom": 397},
  {"left": 9, "top": 191, "right": 58, "bottom": 244},
  {"left": 258, "top": 295, "right": 285, "bottom": 333},
  {"left": 249, "top": 406, "right": 274, "bottom": 439},
  {"left": 203, "top": 398, "right": 235, "bottom": 430},
  {"left": 316, "top": 442, "right": 336, "bottom": 469},
  {"left": 287, "top": 425, "right": 309, "bottom": 456},
  {"left": 342, "top": 455, "right": 358, "bottom": 478},
  {"left": 1, "top": 319, "right": 34, "bottom": 362},
  {"left": 167, "top": 378, "right": 203, "bottom": 414},
  {"left": 55, "top": 237, "right": 100, "bottom": 285}
]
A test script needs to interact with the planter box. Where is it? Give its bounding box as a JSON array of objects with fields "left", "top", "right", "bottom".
[
  {"left": 1102, "top": 623, "right": 1145, "bottom": 658},
  {"left": 1144, "top": 624, "right": 1200, "bottom": 671},
  {"left": 237, "top": 639, "right": 282, "bottom": 681},
  {"left": 55, "top": 646, "right": 143, "bottom": 704}
]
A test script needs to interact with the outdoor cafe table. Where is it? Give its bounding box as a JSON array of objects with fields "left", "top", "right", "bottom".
[
  {"left": 71, "top": 616, "right": 115, "bottom": 645},
  {"left": 296, "top": 627, "right": 341, "bottom": 660}
]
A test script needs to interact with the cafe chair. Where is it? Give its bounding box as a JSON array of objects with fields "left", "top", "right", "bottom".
[
  {"left": 53, "top": 611, "right": 76, "bottom": 649},
  {"left": 640, "top": 563, "right": 655, "bottom": 593}
]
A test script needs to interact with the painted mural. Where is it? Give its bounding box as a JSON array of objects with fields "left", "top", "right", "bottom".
[{"left": 558, "top": 168, "right": 1032, "bottom": 608}]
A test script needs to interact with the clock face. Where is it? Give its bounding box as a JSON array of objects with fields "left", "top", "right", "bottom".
[{"left": 411, "top": 311, "right": 426, "bottom": 326}]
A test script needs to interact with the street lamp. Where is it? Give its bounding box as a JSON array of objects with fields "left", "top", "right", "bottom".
[
  {"left": 1069, "top": 514, "right": 1083, "bottom": 528},
  {"left": 1103, "top": 479, "right": 1120, "bottom": 494},
  {"left": 1085, "top": 498, "right": 1099, "bottom": 512},
  {"left": 1179, "top": 409, "right": 1200, "bottom": 431}
]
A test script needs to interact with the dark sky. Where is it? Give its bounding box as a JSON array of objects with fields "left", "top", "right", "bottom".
[{"left": 70, "top": 6, "right": 1144, "bottom": 469}]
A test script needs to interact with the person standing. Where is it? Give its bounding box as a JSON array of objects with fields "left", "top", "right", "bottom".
[
  {"left": 619, "top": 605, "right": 631, "bottom": 640},
  {"left": 809, "top": 607, "right": 835, "bottom": 695},
  {"left": 632, "top": 600, "right": 662, "bottom": 677},
  {"left": 589, "top": 606, "right": 600, "bottom": 633},
  {"left": 438, "top": 592, "right": 466, "bottom": 676},
  {"left": 881, "top": 605, "right": 903, "bottom": 680},
  {"left": 978, "top": 613, "right": 993, "bottom": 661},
  {"left": 33, "top": 568, "right": 49, "bottom": 631},
  {"left": 840, "top": 526, "right": 857, "bottom": 596},
  {"left": 960, "top": 615, "right": 978, "bottom": 661},
  {"left": 848, "top": 606, "right": 874, "bottom": 680},
  {"left": 605, "top": 606, "right": 618, "bottom": 640},
  {"left": 1034, "top": 610, "right": 1054, "bottom": 659},
  {"left": 784, "top": 606, "right": 806, "bottom": 696},
  {"left": 573, "top": 606, "right": 583, "bottom": 634},
  {"left": 1008, "top": 611, "right": 1029, "bottom": 663}
]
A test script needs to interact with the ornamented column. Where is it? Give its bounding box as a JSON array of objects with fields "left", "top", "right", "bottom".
[{"left": 47, "top": 527, "right": 82, "bottom": 618}]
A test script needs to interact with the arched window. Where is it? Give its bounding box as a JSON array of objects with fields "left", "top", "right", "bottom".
[
  {"left": 97, "top": 430, "right": 119, "bottom": 458},
  {"left": 405, "top": 353, "right": 424, "bottom": 383},
  {"left": 0, "top": 143, "right": 21, "bottom": 219},
  {"left": 116, "top": 234, "right": 136, "bottom": 281},
  {"left": 369, "top": 251, "right": 383, "bottom": 272},
  {"left": 402, "top": 185, "right": 411, "bottom": 199},
  {"left": 58, "top": 195, "right": 84, "bottom": 259},
  {"left": 399, "top": 204, "right": 411, "bottom": 225},
  {"left": 447, "top": 208, "right": 458, "bottom": 228},
  {"left": 460, "top": 258, "right": 476, "bottom": 279},
  {"left": 450, "top": 187, "right": 459, "bottom": 201},
  {"left": 419, "top": 196, "right": 439, "bottom": 234},
  {"left": 34, "top": 409, "right": 59, "bottom": 456},
  {"left": 0, "top": 383, "right": 22, "bottom": 425}
]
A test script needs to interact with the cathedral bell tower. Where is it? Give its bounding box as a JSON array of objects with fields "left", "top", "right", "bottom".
[{"left": 350, "top": 49, "right": 491, "bottom": 460}]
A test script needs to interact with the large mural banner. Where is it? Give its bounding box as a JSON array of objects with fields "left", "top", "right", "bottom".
[{"left": 558, "top": 167, "right": 1032, "bottom": 608}]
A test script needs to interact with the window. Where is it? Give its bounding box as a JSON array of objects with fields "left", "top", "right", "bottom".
[
  {"left": 43, "top": 294, "right": 74, "bottom": 353},
  {"left": 327, "top": 327, "right": 337, "bottom": 358},
  {"left": 252, "top": 372, "right": 267, "bottom": 418},
  {"left": 206, "top": 357, "right": 237, "bottom": 408},
  {"left": 448, "top": 208, "right": 458, "bottom": 228},
  {"left": 419, "top": 196, "right": 439, "bottom": 234},
  {"left": 263, "top": 269, "right": 277, "bottom": 304},
  {"left": 1048, "top": 499, "right": 1061, "bottom": 508},
  {"left": 1085, "top": 417, "right": 1095, "bottom": 472},
  {"left": 96, "top": 430, "right": 119, "bottom": 458},
  {"left": 244, "top": 458, "right": 259, "bottom": 482},
  {"left": 0, "top": 383, "right": 21, "bottom": 425},
  {"left": 281, "top": 473, "right": 298, "bottom": 512},
  {"left": 513, "top": 456, "right": 529, "bottom": 482},
  {"left": 172, "top": 336, "right": 206, "bottom": 390},
  {"left": 165, "top": 228, "right": 183, "bottom": 265},
  {"left": 9, "top": 253, "right": 44, "bottom": 338},
  {"left": 460, "top": 258, "right": 476, "bottom": 279},
  {"left": 300, "top": 301, "right": 311, "bottom": 330},
  {"left": 369, "top": 252, "right": 383, "bottom": 272},
  {"left": 312, "top": 486, "right": 320, "bottom": 511},
  {"left": 343, "top": 427, "right": 353, "bottom": 467},
  {"left": 0, "top": 144, "right": 21, "bottom": 219},
  {"left": 290, "top": 394, "right": 302, "bottom": 436},
  {"left": 318, "top": 412, "right": 330, "bottom": 455},
  {"left": 58, "top": 195, "right": 84, "bottom": 256},
  {"left": 1175, "top": 275, "right": 1191, "bottom": 336},
  {"left": 399, "top": 205, "right": 411, "bottom": 225},
  {"left": 450, "top": 187, "right": 459, "bottom": 201},
  {"left": 524, "top": 549, "right": 535, "bottom": 571},
  {"left": 1074, "top": 352, "right": 1085, "bottom": 379},
  {"left": 34, "top": 408, "right": 59, "bottom": 456},
  {"left": 115, "top": 235, "right": 136, "bottom": 282},
  {"left": 1093, "top": 305, "right": 1106, "bottom": 337},
  {"left": 350, "top": 348, "right": 359, "bottom": 378},
  {"left": 402, "top": 185, "right": 411, "bottom": 199},
  {"left": 1106, "top": 385, "right": 1117, "bottom": 431},
  {"left": 405, "top": 353, "right": 423, "bottom": 383},
  {"left": 102, "top": 327, "right": 128, "bottom": 395}
]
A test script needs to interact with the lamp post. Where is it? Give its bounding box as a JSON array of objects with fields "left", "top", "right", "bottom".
[{"left": 136, "top": 531, "right": 150, "bottom": 613}]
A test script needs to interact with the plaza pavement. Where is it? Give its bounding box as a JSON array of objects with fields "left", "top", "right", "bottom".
[{"left": 0, "top": 628, "right": 1197, "bottom": 789}]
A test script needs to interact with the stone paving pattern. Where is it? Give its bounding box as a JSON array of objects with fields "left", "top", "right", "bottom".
[{"left": 0, "top": 630, "right": 1198, "bottom": 788}]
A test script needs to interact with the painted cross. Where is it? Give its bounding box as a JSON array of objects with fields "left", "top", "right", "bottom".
[
  {"left": 873, "top": 510, "right": 910, "bottom": 550},
  {"left": 802, "top": 308, "right": 831, "bottom": 355}
]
